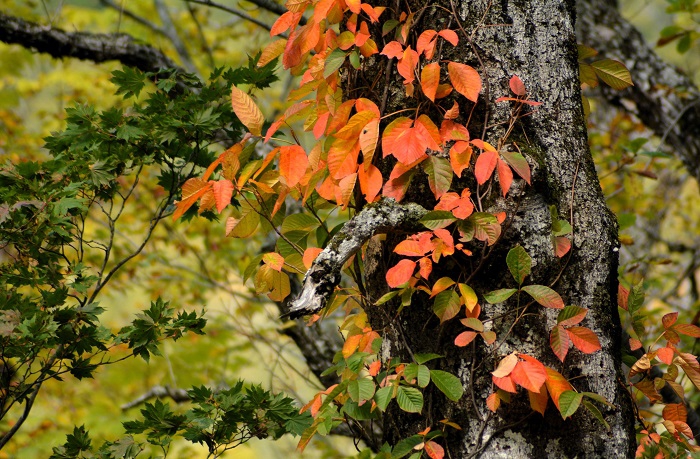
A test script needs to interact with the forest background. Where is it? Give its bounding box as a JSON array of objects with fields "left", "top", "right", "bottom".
[{"left": 1, "top": 0, "right": 700, "bottom": 457}]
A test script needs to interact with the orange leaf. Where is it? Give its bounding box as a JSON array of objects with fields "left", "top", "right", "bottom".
[
  {"left": 343, "top": 334, "right": 362, "bottom": 358},
  {"left": 544, "top": 368, "right": 574, "bottom": 410},
  {"left": 360, "top": 4, "right": 385, "bottom": 22},
  {"left": 303, "top": 247, "right": 323, "bottom": 269},
  {"left": 358, "top": 164, "right": 383, "bottom": 202},
  {"left": 346, "top": 0, "right": 361, "bottom": 14},
  {"left": 421, "top": 62, "right": 440, "bottom": 102},
  {"left": 279, "top": 145, "right": 309, "bottom": 187},
  {"left": 435, "top": 84, "right": 453, "bottom": 99},
  {"left": 474, "top": 150, "right": 498, "bottom": 185},
  {"left": 271, "top": 11, "right": 301, "bottom": 36},
  {"left": 663, "top": 404, "right": 687, "bottom": 423},
  {"left": 528, "top": 385, "right": 549, "bottom": 415},
  {"left": 444, "top": 101, "right": 460, "bottom": 120},
  {"left": 327, "top": 138, "right": 360, "bottom": 179},
  {"left": 386, "top": 259, "right": 417, "bottom": 287},
  {"left": 566, "top": 327, "right": 601, "bottom": 354},
  {"left": 440, "top": 120, "right": 470, "bottom": 142},
  {"left": 416, "top": 30, "right": 437, "bottom": 58},
  {"left": 231, "top": 85, "right": 264, "bottom": 136},
  {"left": 382, "top": 117, "right": 432, "bottom": 165},
  {"left": 449, "top": 142, "right": 472, "bottom": 178},
  {"left": 338, "top": 172, "right": 357, "bottom": 209},
  {"left": 173, "top": 178, "right": 211, "bottom": 220},
  {"left": 454, "top": 331, "right": 477, "bottom": 347},
  {"left": 418, "top": 256, "right": 432, "bottom": 279},
  {"left": 382, "top": 160, "right": 419, "bottom": 201},
  {"left": 263, "top": 252, "right": 285, "bottom": 272},
  {"left": 448, "top": 62, "right": 481, "bottom": 102},
  {"left": 550, "top": 325, "right": 570, "bottom": 362},
  {"left": 397, "top": 46, "right": 419, "bottom": 84},
  {"left": 414, "top": 114, "right": 442, "bottom": 150},
  {"left": 509, "top": 75, "right": 526, "bottom": 96},
  {"left": 425, "top": 441, "right": 444, "bottom": 459},
  {"left": 368, "top": 360, "right": 382, "bottom": 376},
  {"left": 212, "top": 179, "right": 234, "bottom": 213},
  {"left": 258, "top": 39, "right": 288, "bottom": 67},
  {"left": 381, "top": 40, "right": 404, "bottom": 59},
  {"left": 359, "top": 118, "right": 379, "bottom": 167},
  {"left": 497, "top": 158, "right": 513, "bottom": 197},
  {"left": 486, "top": 392, "right": 500, "bottom": 412},
  {"left": 394, "top": 239, "right": 428, "bottom": 256},
  {"left": 492, "top": 374, "right": 517, "bottom": 393},
  {"left": 511, "top": 359, "right": 546, "bottom": 392},
  {"left": 438, "top": 29, "right": 458, "bottom": 46},
  {"left": 657, "top": 346, "right": 674, "bottom": 365},
  {"left": 673, "top": 323, "right": 700, "bottom": 338}
]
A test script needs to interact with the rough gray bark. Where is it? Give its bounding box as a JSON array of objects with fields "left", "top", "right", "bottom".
[{"left": 577, "top": 0, "right": 700, "bottom": 183}]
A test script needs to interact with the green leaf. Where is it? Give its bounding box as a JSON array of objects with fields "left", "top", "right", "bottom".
[
  {"left": 404, "top": 363, "right": 431, "bottom": 388},
  {"left": 348, "top": 379, "right": 376, "bottom": 403},
  {"left": 392, "top": 435, "right": 424, "bottom": 458},
  {"left": 501, "top": 151, "right": 530, "bottom": 184},
  {"left": 374, "top": 386, "right": 394, "bottom": 411},
  {"left": 423, "top": 156, "right": 452, "bottom": 199},
  {"left": 628, "top": 280, "right": 645, "bottom": 316},
  {"left": 557, "top": 306, "right": 588, "bottom": 326},
  {"left": 506, "top": 245, "right": 531, "bottom": 285},
  {"left": 483, "top": 288, "right": 517, "bottom": 304},
  {"left": 324, "top": 48, "right": 347, "bottom": 78},
  {"left": 432, "top": 290, "right": 461, "bottom": 323},
  {"left": 591, "top": 59, "right": 633, "bottom": 90},
  {"left": 419, "top": 211, "right": 457, "bottom": 230},
  {"left": 582, "top": 399, "right": 610, "bottom": 431},
  {"left": 396, "top": 386, "right": 423, "bottom": 413},
  {"left": 577, "top": 43, "right": 598, "bottom": 60},
  {"left": 463, "top": 212, "right": 501, "bottom": 245},
  {"left": 375, "top": 290, "right": 399, "bottom": 305},
  {"left": 522, "top": 285, "right": 564, "bottom": 309},
  {"left": 414, "top": 353, "right": 443, "bottom": 365},
  {"left": 558, "top": 390, "right": 583, "bottom": 419},
  {"left": 429, "top": 370, "right": 463, "bottom": 401}
]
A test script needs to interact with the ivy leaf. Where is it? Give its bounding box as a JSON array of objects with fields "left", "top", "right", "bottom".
[
  {"left": 424, "top": 156, "right": 453, "bottom": 199},
  {"left": 386, "top": 259, "right": 417, "bottom": 288},
  {"left": 396, "top": 386, "right": 423, "bottom": 413},
  {"left": 421, "top": 62, "right": 440, "bottom": 102},
  {"left": 557, "top": 306, "right": 588, "bottom": 326},
  {"left": 550, "top": 325, "right": 570, "bottom": 362},
  {"left": 566, "top": 327, "right": 601, "bottom": 353},
  {"left": 425, "top": 441, "right": 445, "bottom": 459},
  {"left": 522, "top": 285, "right": 564, "bottom": 309},
  {"left": 419, "top": 211, "right": 457, "bottom": 230},
  {"left": 501, "top": 150, "right": 531, "bottom": 184},
  {"left": 279, "top": 145, "right": 309, "bottom": 187},
  {"left": 374, "top": 386, "right": 394, "bottom": 411},
  {"left": 432, "top": 290, "right": 461, "bottom": 323},
  {"left": 212, "top": 180, "right": 234, "bottom": 213},
  {"left": 430, "top": 370, "right": 464, "bottom": 401},
  {"left": 474, "top": 150, "right": 498, "bottom": 185},
  {"left": 506, "top": 245, "right": 531, "bottom": 285}
]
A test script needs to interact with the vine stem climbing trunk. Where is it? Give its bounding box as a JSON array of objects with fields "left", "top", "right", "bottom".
[{"left": 350, "top": 0, "right": 637, "bottom": 456}]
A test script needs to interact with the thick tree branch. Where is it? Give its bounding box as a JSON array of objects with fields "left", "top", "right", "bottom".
[
  {"left": 577, "top": 0, "right": 700, "bottom": 182},
  {"left": 284, "top": 198, "right": 427, "bottom": 319},
  {"left": 0, "top": 12, "right": 185, "bottom": 77}
]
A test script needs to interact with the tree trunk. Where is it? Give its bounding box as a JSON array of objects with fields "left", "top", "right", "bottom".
[{"left": 355, "top": 1, "right": 637, "bottom": 456}]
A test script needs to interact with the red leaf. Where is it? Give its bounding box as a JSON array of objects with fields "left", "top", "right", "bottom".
[
  {"left": 440, "top": 120, "right": 470, "bottom": 142},
  {"left": 279, "top": 145, "right": 309, "bottom": 187},
  {"left": 497, "top": 158, "right": 513, "bottom": 197},
  {"left": 212, "top": 179, "right": 234, "bottom": 213},
  {"left": 448, "top": 62, "right": 481, "bottom": 102},
  {"left": 303, "top": 247, "right": 323, "bottom": 269},
  {"left": 657, "top": 347, "right": 674, "bottom": 365},
  {"left": 358, "top": 164, "right": 383, "bottom": 202},
  {"left": 492, "top": 374, "right": 517, "bottom": 393},
  {"left": 618, "top": 284, "right": 629, "bottom": 310},
  {"left": 271, "top": 11, "right": 301, "bottom": 36},
  {"left": 394, "top": 239, "right": 428, "bottom": 257},
  {"left": 511, "top": 360, "right": 546, "bottom": 392},
  {"left": 421, "top": 62, "right": 440, "bottom": 102},
  {"left": 662, "top": 312, "right": 679, "bottom": 329},
  {"left": 550, "top": 325, "right": 570, "bottom": 362},
  {"left": 443, "top": 101, "right": 460, "bottom": 120},
  {"left": 544, "top": 368, "right": 574, "bottom": 410},
  {"left": 454, "top": 331, "right": 477, "bottom": 347},
  {"left": 509, "top": 75, "right": 526, "bottom": 96},
  {"left": 386, "top": 259, "right": 417, "bottom": 287},
  {"left": 673, "top": 323, "right": 700, "bottom": 338},
  {"left": 438, "top": 29, "right": 459, "bottom": 46},
  {"left": 382, "top": 160, "right": 419, "bottom": 201},
  {"left": 663, "top": 403, "right": 687, "bottom": 423},
  {"left": 567, "top": 327, "right": 602, "bottom": 354},
  {"left": 425, "top": 441, "right": 444, "bottom": 459},
  {"left": 474, "top": 150, "right": 498, "bottom": 185},
  {"left": 416, "top": 30, "right": 438, "bottom": 59},
  {"left": 554, "top": 236, "right": 571, "bottom": 257}
]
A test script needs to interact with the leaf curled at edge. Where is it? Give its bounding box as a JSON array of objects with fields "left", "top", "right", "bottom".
[{"left": 231, "top": 85, "right": 264, "bottom": 136}]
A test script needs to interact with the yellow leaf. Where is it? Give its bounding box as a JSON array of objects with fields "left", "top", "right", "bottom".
[{"left": 231, "top": 85, "right": 264, "bottom": 136}]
